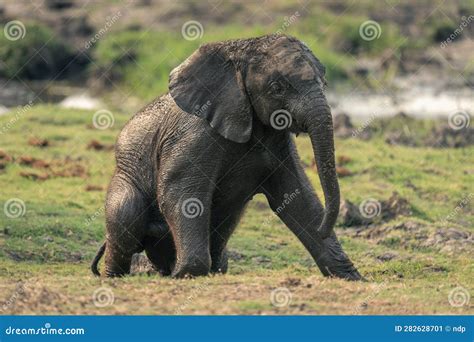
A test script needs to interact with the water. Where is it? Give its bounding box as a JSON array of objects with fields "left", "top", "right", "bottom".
[{"left": 0, "top": 78, "right": 472, "bottom": 119}]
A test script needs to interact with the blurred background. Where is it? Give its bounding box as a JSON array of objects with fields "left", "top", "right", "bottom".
[
  {"left": 0, "top": 0, "right": 472, "bottom": 315},
  {"left": 0, "top": 0, "right": 473, "bottom": 118}
]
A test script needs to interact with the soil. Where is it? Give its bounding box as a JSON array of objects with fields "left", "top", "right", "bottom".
[
  {"left": 339, "top": 192, "right": 412, "bottom": 227},
  {"left": 87, "top": 139, "right": 114, "bottom": 151},
  {"left": 28, "top": 137, "right": 50, "bottom": 148},
  {"left": 343, "top": 221, "right": 473, "bottom": 255}
]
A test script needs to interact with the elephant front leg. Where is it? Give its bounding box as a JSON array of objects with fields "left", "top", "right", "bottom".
[
  {"left": 209, "top": 203, "right": 247, "bottom": 273},
  {"left": 160, "top": 192, "right": 213, "bottom": 278},
  {"left": 261, "top": 155, "right": 363, "bottom": 281}
]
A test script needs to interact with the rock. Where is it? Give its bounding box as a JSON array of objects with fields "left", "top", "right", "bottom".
[
  {"left": 333, "top": 113, "right": 354, "bottom": 138},
  {"left": 376, "top": 252, "right": 397, "bottom": 262},
  {"left": 339, "top": 199, "right": 371, "bottom": 227},
  {"left": 425, "top": 124, "right": 474, "bottom": 148},
  {"left": 227, "top": 250, "right": 245, "bottom": 261},
  {"left": 339, "top": 192, "right": 412, "bottom": 227},
  {"left": 381, "top": 192, "right": 412, "bottom": 220}
]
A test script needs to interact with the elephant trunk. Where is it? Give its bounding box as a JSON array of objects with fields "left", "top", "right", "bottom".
[{"left": 306, "top": 104, "right": 340, "bottom": 239}]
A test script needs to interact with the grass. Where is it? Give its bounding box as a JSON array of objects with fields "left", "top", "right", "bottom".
[{"left": 0, "top": 105, "right": 472, "bottom": 314}]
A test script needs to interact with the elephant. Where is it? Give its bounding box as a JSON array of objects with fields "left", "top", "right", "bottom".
[{"left": 91, "top": 34, "right": 363, "bottom": 281}]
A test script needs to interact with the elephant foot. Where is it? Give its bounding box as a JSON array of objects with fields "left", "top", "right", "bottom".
[
  {"left": 172, "top": 254, "right": 211, "bottom": 278},
  {"left": 315, "top": 234, "right": 364, "bottom": 281},
  {"left": 104, "top": 243, "right": 136, "bottom": 277},
  {"left": 210, "top": 249, "right": 228, "bottom": 274},
  {"left": 322, "top": 263, "right": 364, "bottom": 281}
]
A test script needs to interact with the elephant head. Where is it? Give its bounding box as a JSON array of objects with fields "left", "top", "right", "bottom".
[{"left": 169, "top": 34, "right": 339, "bottom": 239}]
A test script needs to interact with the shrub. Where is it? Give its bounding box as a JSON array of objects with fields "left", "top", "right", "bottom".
[{"left": 0, "top": 22, "right": 75, "bottom": 79}]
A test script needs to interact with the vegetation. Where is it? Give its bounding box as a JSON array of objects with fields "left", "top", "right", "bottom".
[
  {"left": 0, "top": 105, "right": 472, "bottom": 314},
  {"left": 0, "top": 23, "right": 75, "bottom": 79}
]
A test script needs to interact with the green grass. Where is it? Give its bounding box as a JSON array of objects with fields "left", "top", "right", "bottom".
[
  {"left": 0, "top": 105, "right": 472, "bottom": 314},
  {"left": 90, "top": 9, "right": 408, "bottom": 101}
]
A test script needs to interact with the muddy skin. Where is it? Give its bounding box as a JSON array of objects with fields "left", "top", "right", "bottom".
[{"left": 91, "top": 34, "right": 362, "bottom": 281}]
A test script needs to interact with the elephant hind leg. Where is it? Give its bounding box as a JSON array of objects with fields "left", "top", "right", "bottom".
[
  {"left": 144, "top": 221, "right": 176, "bottom": 276},
  {"left": 104, "top": 175, "right": 149, "bottom": 277}
]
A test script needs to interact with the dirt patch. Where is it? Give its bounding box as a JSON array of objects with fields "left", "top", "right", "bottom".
[
  {"left": 18, "top": 156, "right": 51, "bottom": 168},
  {"left": 5, "top": 284, "right": 70, "bottom": 314},
  {"left": 85, "top": 184, "right": 105, "bottom": 191},
  {"left": 51, "top": 162, "right": 87, "bottom": 178},
  {"left": 333, "top": 113, "right": 355, "bottom": 138},
  {"left": 346, "top": 221, "right": 473, "bottom": 254},
  {"left": 87, "top": 139, "right": 114, "bottom": 151},
  {"left": 280, "top": 277, "right": 302, "bottom": 287},
  {"left": 424, "top": 124, "right": 474, "bottom": 148},
  {"left": 336, "top": 166, "right": 353, "bottom": 177},
  {"left": 19, "top": 171, "right": 50, "bottom": 181},
  {"left": 339, "top": 192, "right": 412, "bottom": 227},
  {"left": 376, "top": 252, "right": 398, "bottom": 262},
  {"left": 337, "top": 155, "right": 352, "bottom": 165},
  {"left": 0, "top": 150, "right": 12, "bottom": 170},
  {"left": 17, "top": 156, "right": 88, "bottom": 180},
  {"left": 28, "top": 137, "right": 50, "bottom": 148}
]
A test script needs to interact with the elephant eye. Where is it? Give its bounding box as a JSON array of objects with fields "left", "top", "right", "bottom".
[{"left": 269, "top": 81, "right": 285, "bottom": 96}]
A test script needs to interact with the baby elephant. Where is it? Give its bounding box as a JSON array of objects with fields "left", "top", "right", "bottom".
[{"left": 91, "top": 34, "right": 362, "bottom": 280}]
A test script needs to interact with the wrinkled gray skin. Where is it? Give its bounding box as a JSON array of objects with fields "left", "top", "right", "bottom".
[{"left": 91, "top": 34, "right": 362, "bottom": 280}]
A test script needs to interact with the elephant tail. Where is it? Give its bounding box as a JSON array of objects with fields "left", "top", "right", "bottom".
[{"left": 91, "top": 242, "right": 106, "bottom": 277}]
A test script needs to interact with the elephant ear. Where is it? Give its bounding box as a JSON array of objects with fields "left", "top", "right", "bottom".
[{"left": 169, "top": 45, "right": 253, "bottom": 143}]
